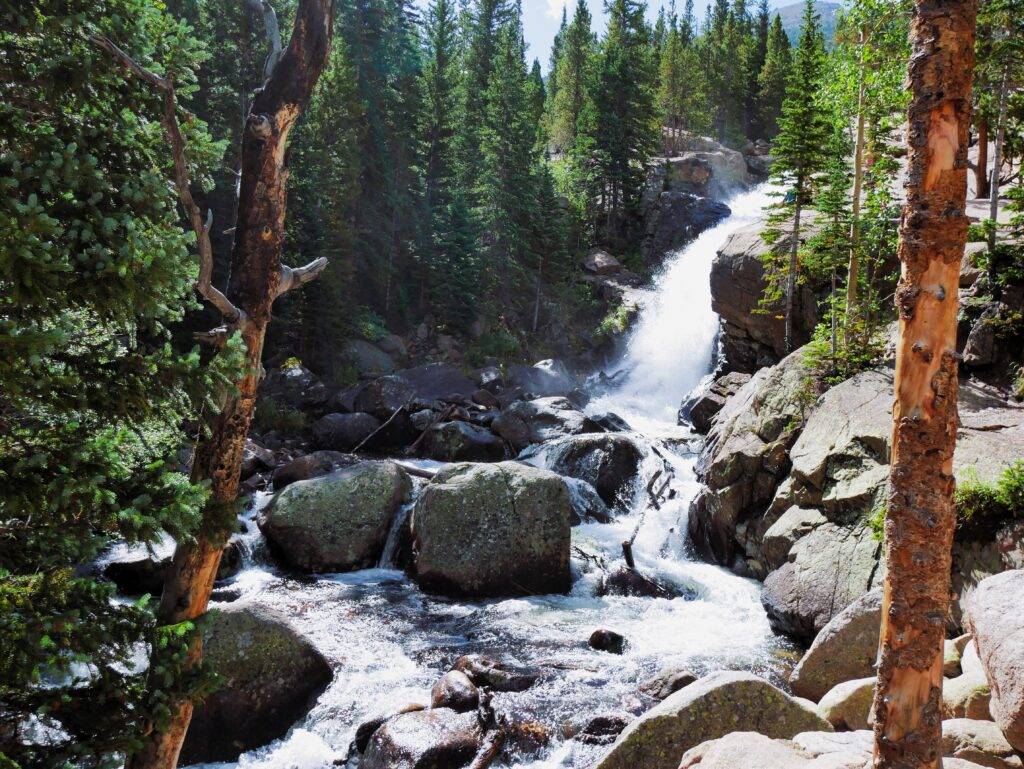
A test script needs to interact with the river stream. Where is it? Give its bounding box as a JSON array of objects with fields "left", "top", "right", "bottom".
[{"left": 195, "top": 185, "right": 785, "bottom": 769}]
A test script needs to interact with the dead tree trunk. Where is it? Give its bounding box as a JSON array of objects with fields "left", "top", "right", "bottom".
[
  {"left": 100, "top": 3, "right": 334, "bottom": 769},
  {"left": 975, "top": 117, "right": 989, "bottom": 198},
  {"left": 871, "top": 2, "right": 977, "bottom": 768}
]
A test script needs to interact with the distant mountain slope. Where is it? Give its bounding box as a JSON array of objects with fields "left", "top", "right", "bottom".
[{"left": 776, "top": 1, "right": 842, "bottom": 46}]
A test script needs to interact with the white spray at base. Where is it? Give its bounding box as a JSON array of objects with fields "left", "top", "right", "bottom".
[{"left": 588, "top": 185, "right": 776, "bottom": 434}]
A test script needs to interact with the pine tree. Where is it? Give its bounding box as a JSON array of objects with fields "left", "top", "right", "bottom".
[
  {"left": 0, "top": 1, "right": 233, "bottom": 764},
  {"left": 756, "top": 14, "right": 790, "bottom": 138},
  {"left": 547, "top": 4, "right": 568, "bottom": 102},
  {"left": 529, "top": 58, "right": 546, "bottom": 127},
  {"left": 548, "top": 0, "right": 595, "bottom": 152},
  {"left": 745, "top": 0, "right": 770, "bottom": 136},
  {"left": 764, "top": 0, "right": 832, "bottom": 349},
  {"left": 422, "top": 0, "right": 463, "bottom": 211},
  {"left": 588, "top": 0, "right": 658, "bottom": 242}
]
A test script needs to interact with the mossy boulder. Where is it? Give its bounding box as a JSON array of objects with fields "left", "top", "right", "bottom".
[
  {"left": 594, "top": 671, "right": 831, "bottom": 769},
  {"left": 410, "top": 461, "right": 573, "bottom": 596},
  {"left": 179, "top": 604, "right": 331, "bottom": 764},
  {"left": 261, "top": 460, "right": 412, "bottom": 572}
]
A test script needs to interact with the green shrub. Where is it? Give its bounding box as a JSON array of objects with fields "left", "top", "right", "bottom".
[
  {"left": 466, "top": 326, "right": 520, "bottom": 366},
  {"left": 354, "top": 308, "right": 388, "bottom": 342},
  {"left": 253, "top": 397, "right": 307, "bottom": 435},
  {"left": 955, "top": 461, "right": 1024, "bottom": 538},
  {"left": 597, "top": 303, "right": 631, "bottom": 338},
  {"left": 869, "top": 504, "right": 886, "bottom": 542}
]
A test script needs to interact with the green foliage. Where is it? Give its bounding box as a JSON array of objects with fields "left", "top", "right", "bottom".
[
  {"left": 466, "top": 325, "right": 521, "bottom": 365},
  {"left": 597, "top": 303, "right": 632, "bottom": 338},
  {"left": 0, "top": 1, "right": 235, "bottom": 764},
  {"left": 868, "top": 504, "right": 886, "bottom": 541},
  {"left": 956, "top": 461, "right": 1024, "bottom": 536},
  {"left": 253, "top": 397, "right": 308, "bottom": 436}
]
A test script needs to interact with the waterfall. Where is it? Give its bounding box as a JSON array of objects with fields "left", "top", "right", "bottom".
[{"left": 589, "top": 185, "right": 774, "bottom": 434}]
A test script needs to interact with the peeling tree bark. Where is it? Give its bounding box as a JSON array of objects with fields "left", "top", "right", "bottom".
[
  {"left": 118, "top": 3, "right": 334, "bottom": 768},
  {"left": 872, "top": 2, "right": 977, "bottom": 768}
]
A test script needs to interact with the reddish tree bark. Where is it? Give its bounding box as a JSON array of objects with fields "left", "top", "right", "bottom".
[
  {"left": 872, "top": 2, "right": 978, "bottom": 768},
  {"left": 114, "top": 3, "right": 334, "bottom": 768}
]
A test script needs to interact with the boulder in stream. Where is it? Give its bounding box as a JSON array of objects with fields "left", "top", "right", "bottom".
[
  {"left": 491, "top": 396, "right": 601, "bottom": 452},
  {"left": 544, "top": 433, "right": 645, "bottom": 507},
  {"left": 410, "top": 462, "right": 573, "bottom": 596},
  {"left": 178, "top": 603, "right": 331, "bottom": 764},
  {"left": 361, "top": 708, "right": 482, "bottom": 769},
  {"left": 420, "top": 420, "right": 507, "bottom": 462},
  {"left": 261, "top": 460, "right": 412, "bottom": 572}
]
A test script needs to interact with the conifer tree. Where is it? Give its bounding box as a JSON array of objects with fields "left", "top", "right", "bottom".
[
  {"left": 422, "top": 0, "right": 463, "bottom": 211},
  {"left": 764, "top": 0, "right": 832, "bottom": 349},
  {"left": 756, "top": 14, "right": 790, "bottom": 138},
  {"left": 589, "top": 0, "right": 658, "bottom": 242},
  {"left": 547, "top": 4, "right": 568, "bottom": 102},
  {"left": 549, "top": 0, "right": 595, "bottom": 152},
  {"left": 0, "top": 3, "right": 229, "bottom": 763}
]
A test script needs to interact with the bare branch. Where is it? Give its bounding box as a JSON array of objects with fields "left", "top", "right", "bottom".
[
  {"left": 275, "top": 256, "right": 328, "bottom": 298},
  {"left": 90, "top": 35, "right": 245, "bottom": 327},
  {"left": 244, "top": 0, "right": 283, "bottom": 84}
]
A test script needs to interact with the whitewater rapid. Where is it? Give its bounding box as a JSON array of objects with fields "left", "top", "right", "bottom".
[{"left": 193, "top": 184, "right": 786, "bottom": 769}]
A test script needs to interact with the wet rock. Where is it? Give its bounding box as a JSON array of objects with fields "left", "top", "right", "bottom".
[
  {"left": 575, "top": 713, "right": 633, "bottom": 744},
  {"left": 354, "top": 703, "right": 427, "bottom": 754},
  {"left": 430, "top": 671, "right": 479, "bottom": 713},
  {"left": 943, "top": 671, "right": 992, "bottom": 720},
  {"left": 544, "top": 433, "right": 644, "bottom": 507},
  {"left": 590, "top": 411, "right": 632, "bottom": 432},
  {"left": 761, "top": 522, "right": 884, "bottom": 644},
  {"left": 241, "top": 438, "right": 276, "bottom": 479},
  {"left": 342, "top": 339, "right": 396, "bottom": 376},
  {"left": 598, "top": 566, "right": 686, "bottom": 599},
  {"left": 353, "top": 376, "right": 417, "bottom": 419},
  {"left": 789, "top": 589, "right": 882, "bottom": 702},
  {"left": 640, "top": 668, "right": 699, "bottom": 700},
  {"left": 816, "top": 677, "right": 875, "bottom": 731},
  {"left": 477, "top": 366, "right": 505, "bottom": 393},
  {"left": 361, "top": 708, "right": 482, "bottom": 769},
  {"left": 410, "top": 462, "right": 573, "bottom": 596},
  {"left": 491, "top": 397, "right": 601, "bottom": 452},
  {"left": 583, "top": 249, "right": 624, "bottom": 275},
  {"left": 564, "top": 477, "right": 613, "bottom": 524},
  {"left": 272, "top": 450, "right": 355, "bottom": 490},
  {"left": 179, "top": 603, "right": 332, "bottom": 764},
  {"left": 507, "top": 359, "right": 576, "bottom": 398},
  {"left": 641, "top": 192, "right": 731, "bottom": 265},
  {"left": 310, "top": 412, "right": 381, "bottom": 451},
  {"left": 967, "top": 569, "right": 1024, "bottom": 750},
  {"left": 471, "top": 388, "right": 500, "bottom": 409},
  {"left": 451, "top": 654, "right": 541, "bottom": 692},
  {"left": 595, "top": 671, "right": 832, "bottom": 769},
  {"left": 589, "top": 629, "right": 627, "bottom": 654},
  {"left": 420, "top": 421, "right": 506, "bottom": 462},
  {"left": 261, "top": 461, "right": 412, "bottom": 572},
  {"left": 679, "top": 372, "right": 752, "bottom": 434},
  {"left": 663, "top": 147, "right": 750, "bottom": 199},
  {"left": 941, "top": 718, "right": 1023, "bottom": 769}
]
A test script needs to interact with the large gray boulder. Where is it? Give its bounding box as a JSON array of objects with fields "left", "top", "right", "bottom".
[
  {"left": 395, "top": 362, "right": 477, "bottom": 402},
  {"left": 543, "top": 433, "right": 645, "bottom": 507},
  {"left": 966, "top": 569, "right": 1024, "bottom": 751},
  {"left": 762, "top": 522, "right": 884, "bottom": 643},
  {"left": 272, "top": 450, "right": 355, "bottom": 490},
  {"left": 420, "top": 420, "right": 506, "bottom": 462},
  {"left": 679, "top": 731, "right": 868, "bottom": 769},
  {"left": 789, "top": 589, "right": 882, "bottom": 702},
  {"left": 261, "top": 461, "right": 412, "bottom": 572},
  {"left": 942, "top": 718, "right": 1023, "bottom": 769},
  {"left": 342, "top": 338, "right": 396, "bottom": 376},
  {"left": 491, "top": 396, "right": 601, "bottom": 452},
  {"left": 641, "top": 191, "right": 731, "bottom": 264},
  {"left": 179, "top": 604, "right": 331, "bottom": 764},
  {"left": 361, "top": 708, "right": 482, "bottom": 769},
  {"left": 310, "top": 412, "right": 381, "bottom": 451},
  {"left": 594, "top": 672, "right": 831, "bottom": 769},
  {"left": 507, "top": 359, "right": 576, "bottom": 398},
  {"left": 679, "top": 371, "right": 752, "bottom": 434},
  {"left": 815, "top": 678, "right": 875, "bottom": 731},
  {"left": 663, "top": 148, "right": 750, "bottom": 199},
  {"left": 762, "top": 506, "right": 828, "bottom": 571},
  {"left": 410, "top": 462, "right": 573, "bottom": 596}
]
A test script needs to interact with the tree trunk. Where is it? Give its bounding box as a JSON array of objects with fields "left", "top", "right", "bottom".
[
  {"left": 846, "top": 25, "right": 867, "bottom": 338},
  {"left": 785, "top": 194, "right": 802, "bottom": 352},
  {"left": 871, "top": 2, "right": 977, "bottom": 768},
  {"left": 126, "top": 3, "right": 333, "bottom": 768},
  {"left": 988, "top": 64, "right": 1009, "bottom": 251},
  {"left": 975, "top": 117, "right": 989, "bottom": 199}
]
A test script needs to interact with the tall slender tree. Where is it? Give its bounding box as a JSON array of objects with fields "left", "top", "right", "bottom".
[
  {"left": 872, "top": 2, "right": 978, "bottom": 767},
  {"left": 764, "top": 0, "right": 832, "bottom": 349},
  {"left": 549, "top": 0, "right": 595, "bottom": 152},
  {"left": 756, "top": 14, "right": 791, "bottom": 138}
]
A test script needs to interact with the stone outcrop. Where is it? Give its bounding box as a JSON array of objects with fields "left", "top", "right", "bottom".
[
  {"left": 310, "top": 412, "right": 381, "bottom": 451},
  {"left": 815, "top": 678, "right": 875, "bottom": 731},
  {"left": 419, "top": 420, "right": 507, "bottom": 462},
  {"left": 261, "top": 461, "right": 412, "bottom": 572},
  {"left": 679, "top": 371, "right": 752, "bottom": 434},
  {"left": 361, "top": 708, "right": 482, "bottom": 769},
  {"left": 967, "top": 569, "right": 1024, "bottom": 751},
  {"left": 492, "top": 396, "right": 601, "bottom": 452},
  {"left": 941, "top": 718, "right": 1023, "bottom": 769},
  {"left": 506, "top": 359, "right": 576, "bottom": 398},
  {"left": 410, "top": 462, "right": 573, "bottom": 596},
  {"left": 641, "top": 192, "right": 731, "bottom": 265},
  {"left": 594, "top": 672, "right": 831, "bottom": 769},
  {"left": 542, "top": 433, "right": 645, "bottom": 507},
  {"left": 789, "top": 590, "right": 882, "bottom": 702},
  {"left": 179, "top": 604, "right": 331, "bottom": 764}
]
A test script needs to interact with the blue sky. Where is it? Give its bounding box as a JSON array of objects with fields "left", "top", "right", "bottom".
[{"left": 515, "top": 0, "right": 802, "bottom": 72}]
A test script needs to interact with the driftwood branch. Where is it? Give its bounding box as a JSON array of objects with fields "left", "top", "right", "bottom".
[
  {"left": 275, "top": 256, "right": 328, "bottom": 297},
  {"left": 90, "top": 34, "right": 245, "bottom": 330},
  {"left": 244, "top": 0, "right": 283, "bottom": 84}
]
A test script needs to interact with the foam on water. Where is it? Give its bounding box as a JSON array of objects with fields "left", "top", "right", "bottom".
[{"left": 193, "top": 185, "right": 787, "bottom": 769}]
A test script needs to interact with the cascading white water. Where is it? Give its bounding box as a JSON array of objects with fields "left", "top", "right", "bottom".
[
  {"left": 588, "top": 185, "right": 775, "bottom": 434},
  {"left": 188, "top": 184, "right": 788, "bottom": 769}
]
